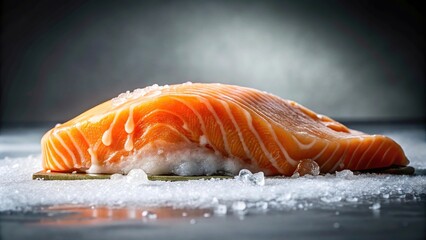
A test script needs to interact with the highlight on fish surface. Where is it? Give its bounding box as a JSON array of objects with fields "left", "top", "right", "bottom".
[{"left": 41, "top": 82, "right": 409, "bottom": 176}]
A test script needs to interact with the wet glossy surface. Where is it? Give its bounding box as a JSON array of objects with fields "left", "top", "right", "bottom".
[
  {"left": 1, "top": 202, "right": 424, "bottom": 240},
  {"left": 0, "top": 123, "right": 425, "bottom": 240}
]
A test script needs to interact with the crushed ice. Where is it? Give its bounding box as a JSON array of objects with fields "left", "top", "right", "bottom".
[
  {"left": 142, "top": 210, "right": 157, "bottom": 219},
  {"left": 235, "top": 169, "right": 265, "bottom": 186},
  {"left": 111, "top": 83, "right": 175, "bottom": 106},
  {"left": 369, "top": 203, "right": 381, "bottom": 210},
  {"left": 214, "top": 205, "right": 227, "bottom": 215},
  {"left": 0, "top": 154, "right": 425, "bottom": 212},
  {"left": 110, "top": 169, "right": 149, "bottom": 183},
  {"left": 231, "top": 201, "right": 247, "bottom": 212},
  {"left": 292, "top": 159, "right": 320, "bottom": 177}
]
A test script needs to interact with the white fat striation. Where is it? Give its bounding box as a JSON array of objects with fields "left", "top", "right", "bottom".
[
  {"left": 201, "top": 88, "right": 298, "bottom": 169},
  {"left": 47, "top": 138, "right": 67, "bottom": 170},
  {"left": 291, "top": 134, "right": 317, "bottom": 150},
  {"left": 89, "top": 141, "right": 248, "bottom": 176},
  {"left": 319, "top": 143, "right": 340, "bottom": 169},
  {"left": 313, "top": 142, "right": 330, "bottom": 161},
  {"left": 168, "top": 96, "right": 217, "bottom": 153},
  {"left": 195, "top": 96, "right": 232, "bottom": 157},
  {"left": 380, "top": 146, "right": 393, "bottom": 165},
  {"left": 365, "top": 140, "right": 386, "bottom": 169},
  {"left": 329, "top": 139, "right": 350, "bottom": 172},
  {"left": 125, "top": 105, "right": 135, "bottom": 134},
  {"left": 102, "top": 111, "right": 120, "bottom": 147},
  {"left": 347, "top": 138, "right": 363, "bottom": 168},
  {"left": 265, "top": 122, "right": 298, "bottom": 167},
  {"left": 66, "top": 131, "right": 84, "bottom": 167},
  {"left": 53, "top": 132, "right": 77, "bottom": 168},
  {"left": 241, "top": 108, "right": 282, "bottom": 174},
  {"left": 87, "top": 148, "right": 102, "bottom": 173},
  {"left": 124, "top": 134, "right": 134, "bottom": 151},
  {"left": 219, "top": 99, "right": 253, "bottom": 160},
  {"left": 355, "top": 137, "right": 376, "bottom": 169}
]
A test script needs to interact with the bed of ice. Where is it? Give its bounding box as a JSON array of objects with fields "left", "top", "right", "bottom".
[{"left": 1, "top": 124, "right": 425, "bottom": 214}]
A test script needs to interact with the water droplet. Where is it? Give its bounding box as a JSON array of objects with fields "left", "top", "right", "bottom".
[
  {"left": 102, "top": 129, "right": 112, "bottom": 146},
  {"left": 124, "top": 134, "right": 134, "bottom": 151},
  {"left": 125, "top": 108, "right": 135, "bottom": 134}
]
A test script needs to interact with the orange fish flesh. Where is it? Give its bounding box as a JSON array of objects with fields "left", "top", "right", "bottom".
[{"left": 41, "top": 83, "right": 409, "bottom": 176}]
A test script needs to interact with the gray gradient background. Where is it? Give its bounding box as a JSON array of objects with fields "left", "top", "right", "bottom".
[{"left": 1, "top": 0, "right": 424, "bottom": 124}]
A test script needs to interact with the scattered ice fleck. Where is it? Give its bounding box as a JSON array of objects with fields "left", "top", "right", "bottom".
[
  {"left": 333, "top": 222, "right": 340, "bottom": 229},
  {"left": 214, "top": 204, "right": 227, "bottom": 215},
  {"left": 405, "top": 193, "right": 415, "bottom": 200},
  {"left": 126, "top": 169, "right": 149, "bottom": 183},
  {"left": 382, "top": 193, "right": 390, "bottom": 199},
  {"left": 142, "top": 210, "right": 157, "bottom": 219},
  {"left": 110, "top": 173, "right": 125, "bottom": 180},
  {"left": 346, "top": 197, "right": 358, "bottom": 203},
  {"left": 232, "top": 201, "right": 247, "bottom": 211},
  {"left": 190, "top": 219, "right": 196, "bottom": 224},
  {"left": 335, "top": 170, "right": 355, "bottom": 179},
  {"left": 321, "top": 196, "right": 342, "bottom": 203},
  {"left": 112, "top": 84, "right": 166, "bottom": 106},
  {"left": 369, "top": 203, "right": 381, "bottom": 210},
  {"left": 235, "top": 169, "right": 265, "bottom": 186},
  {"left": 291, "top": 172, "right": 300, "bottom": 178},
  {"left": 182, "top": 212, "right": 188, "bottom": 217},
  {"left": 203, "top": 213, "right": 211, "bottom": 218},
  {"left": 255, "top": 201, "right": 268, "bottom": 211},
  {"left": 199, "top": 135, "right": 208, "bottom": 146},
  {"left": 293, "top": 159, "right": 320, "bottom": 176}
]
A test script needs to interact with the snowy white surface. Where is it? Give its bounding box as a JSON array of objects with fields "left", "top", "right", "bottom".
[{"left": 0, "top": 126, "right": 425, "bottom": 212}]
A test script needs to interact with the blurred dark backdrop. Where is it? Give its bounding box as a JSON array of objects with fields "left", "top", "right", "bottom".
[{"left": 1, "top": 0, "right": 424, "bottom": 125}]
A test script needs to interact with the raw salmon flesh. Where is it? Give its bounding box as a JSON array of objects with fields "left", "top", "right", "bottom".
[{"left": 41, "top": 83, "right": 409, "bottom": 176}]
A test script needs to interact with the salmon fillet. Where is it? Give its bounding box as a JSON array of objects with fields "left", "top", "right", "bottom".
[{"left": 41, "top": 83, "right": 409, "bottom": 176}]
